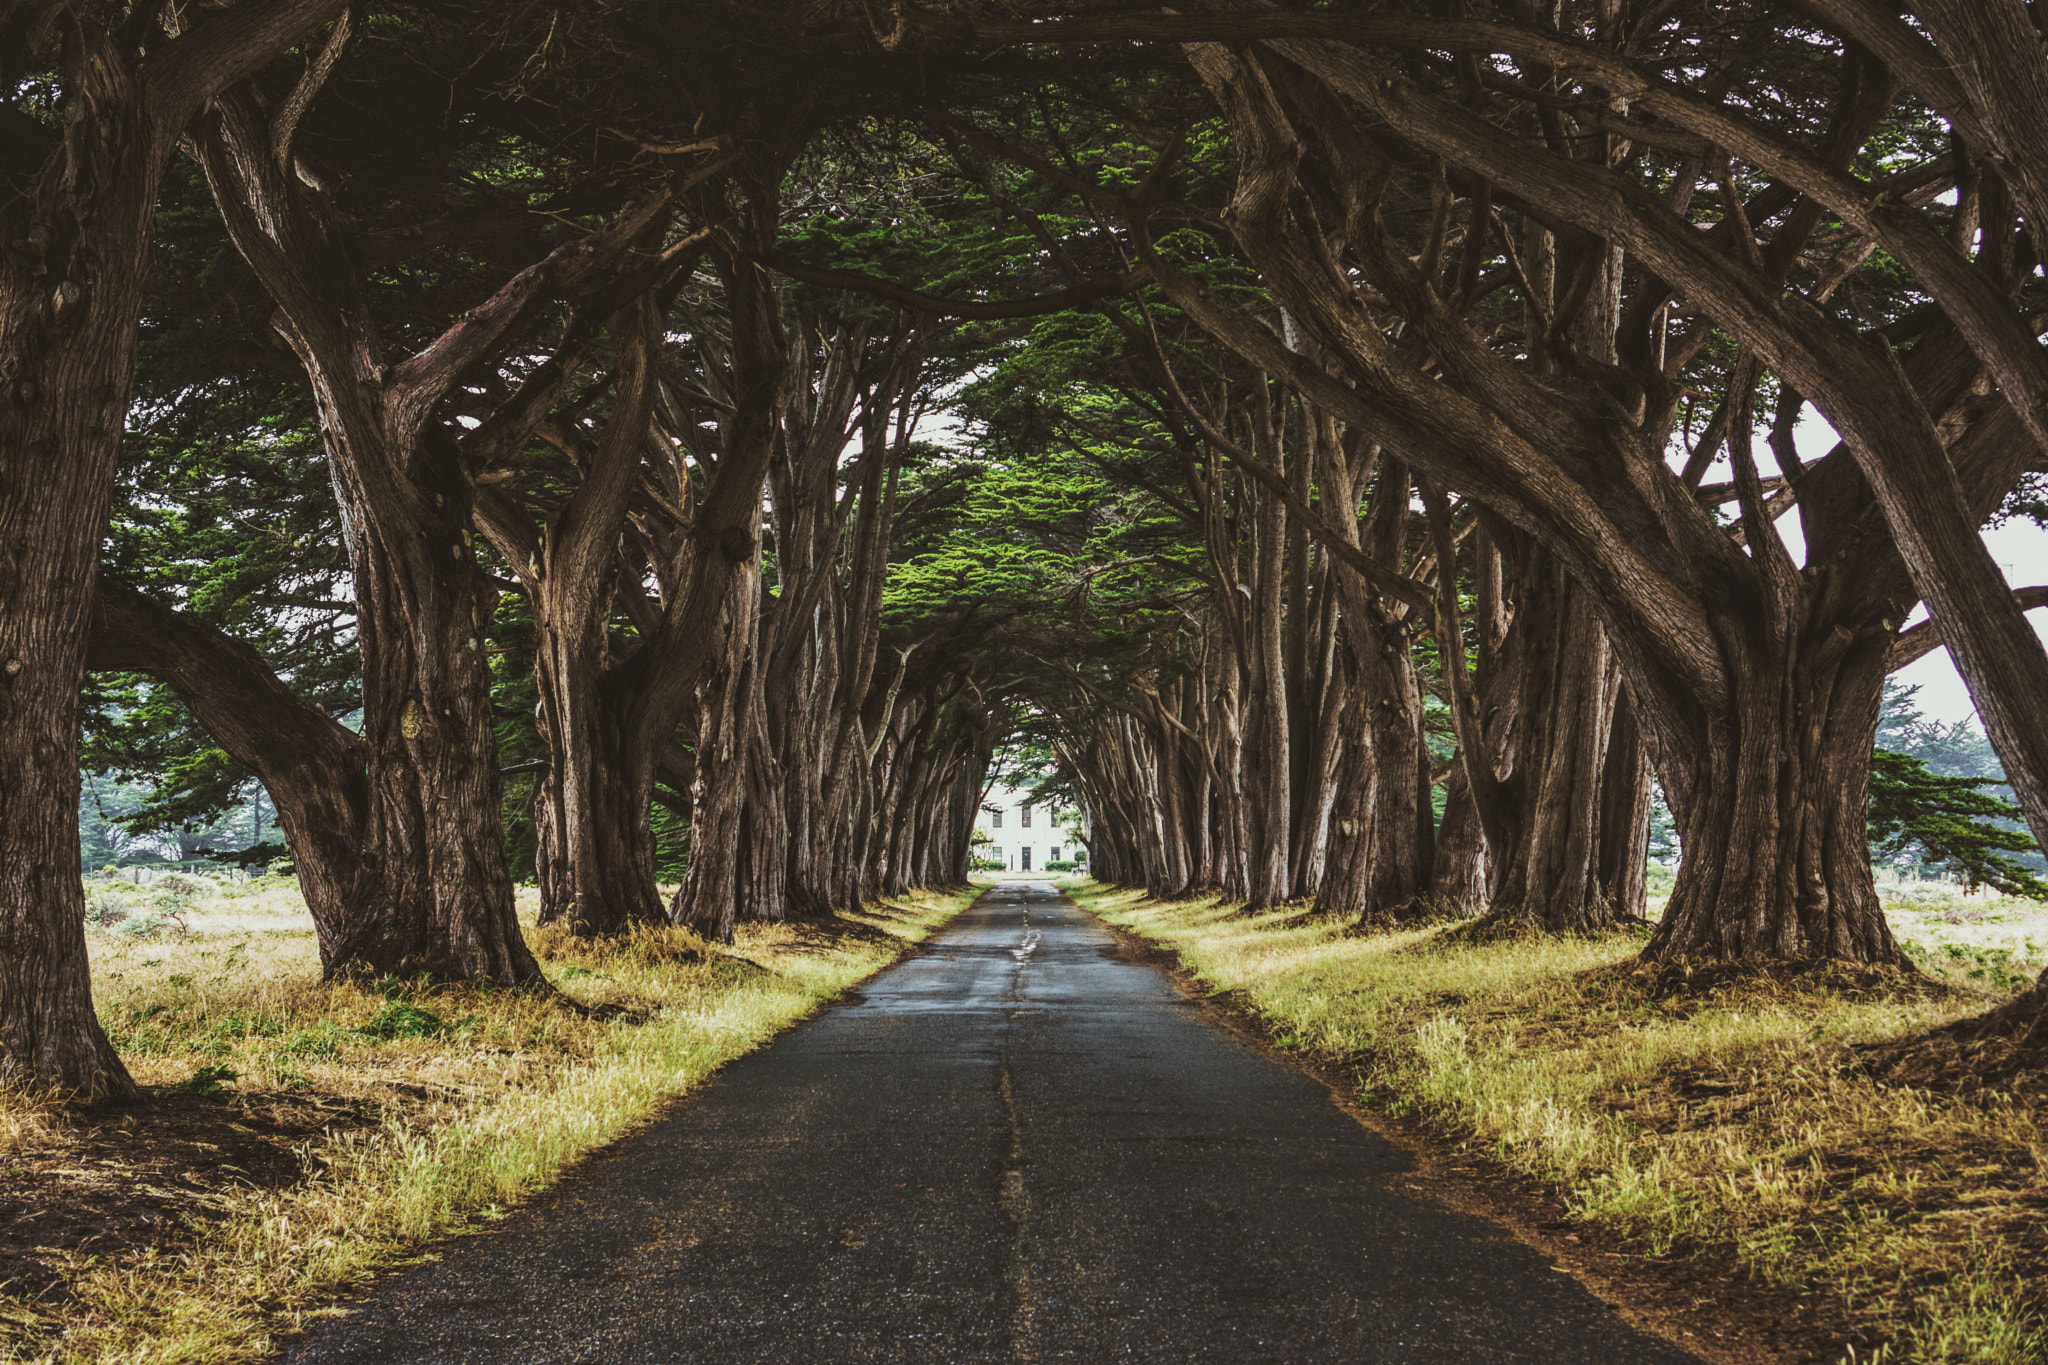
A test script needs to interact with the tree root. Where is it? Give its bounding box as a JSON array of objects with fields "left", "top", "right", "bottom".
[
  {"left": 1857, "top": 984, "right": 2048, "bottom": 1093},
  {"left": 1345, "top": 897, "right": 1483, "bottom": 939},
  {"left": 1584, "top": 955, "right": 1944, "bottom": 1006}
]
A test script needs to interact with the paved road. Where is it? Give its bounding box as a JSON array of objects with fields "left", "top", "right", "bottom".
[{"left": 281, "top": 882, "right": 1700, "bottom": 1363}]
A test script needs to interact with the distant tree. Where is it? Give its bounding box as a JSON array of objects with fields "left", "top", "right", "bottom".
[
  {"left": 1869, "top": 751, "right": 2048, "bottom": 898},
  {"left": 1876, "top": 682, "right": 2046, "bottom": 881},
  {"left": 1879, "top": 682, "right": 2007, "bottom": 782},
  {"left": 77, "top": 774, "right": 165, "bottom": 868}
]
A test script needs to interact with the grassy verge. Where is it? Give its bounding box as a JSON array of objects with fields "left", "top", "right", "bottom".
[
  {"left": 1069, "top": 879, "right": 2046, "bottom": 1365},
  {"left": 3, "top": 881, "right": 976, "bottom": 1364}
]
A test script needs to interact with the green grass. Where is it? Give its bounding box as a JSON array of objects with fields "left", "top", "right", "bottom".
[
  {"left": 1069, "top": 880, "right": 2047, "bottom": 1365},
  {"left": 3, "top": 886, "right": 976, "bottom": 1364}
]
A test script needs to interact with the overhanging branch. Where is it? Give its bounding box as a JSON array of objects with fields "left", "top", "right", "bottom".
[{"left": 757, "top": 252, "right": 1150, "bottom": 319}]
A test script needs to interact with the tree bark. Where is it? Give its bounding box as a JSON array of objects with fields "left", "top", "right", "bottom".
[
  {"left": 1325, "top": 450, "right": 1433, "bottom": 921},
  {"left": 195, "top": 81, "right": 685, "bottom": 983},
  {"left": 1596, "top": 688, "right": 1652, "bottom": 921},
  {"left": 1246, "top": 447, "right": 1292, "bottom": 907},
  {"left": 0, "top": 0, "right": 346, "bottom": 1099},
  {"left": 1485, "top": 541, "right": 1632, "bottom": 933},
  {"left": 1430, "top": 771, "right": 1489, "bottom": 907},
  {"left": 1645, "top": 618, "right": 1902, "bottom": 962},
  {"left": 669, "top": 535, "right": 765, "bottom": 943},
  {"left": 505, "top": 302, "right": 670, "bottom": 936}
]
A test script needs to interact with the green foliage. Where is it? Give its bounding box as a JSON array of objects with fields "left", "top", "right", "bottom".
[
  {"left": 271, "top": 1024, "right": 347, "bottom": 1062},
  {"left": 650, "top": 799, "right": 692, "bottom": 885},
  {"left": 356, "top": 1000, "right": 457, "bottom": 1043},
  {"left": 153, "top": 872, "right": 216, "bottom": 905},
  {"left": 83, "top": 883, "right": 134, "bottom": 928},
  {"left": 177, "top": 1064, "right": 239, "bottom": 1100},
  {"left": 1869, "top": 750, "right": 2048, "bottom": 898},
  {"left": 1900, "top": 938, "right": 2042, "bottom": 994},
  {"left": 1880, "top": 682, "right": 2009, "bottom": 783}
]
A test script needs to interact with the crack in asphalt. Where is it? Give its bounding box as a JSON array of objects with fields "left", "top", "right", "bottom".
[{"left": 998, "top": 891, "right": 1038, "bottom": 1363}]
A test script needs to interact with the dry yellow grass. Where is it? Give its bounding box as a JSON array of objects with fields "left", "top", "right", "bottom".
[
  {"left": 1069, "top": 880, "right": 2047, "bottom": 1365},
  {"left": 2, "top": 882, "right": 976, "bottom": 1364}
]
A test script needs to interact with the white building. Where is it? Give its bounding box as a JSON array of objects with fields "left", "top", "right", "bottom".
[{"left": 974, "top": 781, "right": 1085, "bottom": 873}]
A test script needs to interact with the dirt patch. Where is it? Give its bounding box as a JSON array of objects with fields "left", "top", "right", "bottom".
[
  {"left": 0, "top": 1088, "right": 379, "bottom": 1313},
  {"left": 1578, "top": 955, "right": 1953, "bottom": 1017},
  {"left": 1086, "top": 913, "right": 1880, "bottom": 1365}
]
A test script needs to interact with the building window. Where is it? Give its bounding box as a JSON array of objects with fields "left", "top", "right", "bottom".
[
  {"left": 992, "top": 810, "right": 1002, "bottom": 828},
  {"left": 1022, "top": 805, "right": 1032, "bottom": 828}
]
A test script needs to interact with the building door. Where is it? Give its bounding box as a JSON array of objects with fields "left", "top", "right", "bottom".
[{"left": 1021, "top": 847, "right": 1031, "bottom": 871}]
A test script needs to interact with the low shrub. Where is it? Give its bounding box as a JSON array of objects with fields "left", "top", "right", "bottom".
[
  {"left": 153, "top": 871, "right": 218, "bottom": 907},
  {"left": 177, "top": 1064, "right": 239, "bottom": 1100},
  {"left": 356, "top": 999, "right": 459, "bottom": 1042},
  {"left": 83, "top": 883, "right": 134, "bottom": 927}
]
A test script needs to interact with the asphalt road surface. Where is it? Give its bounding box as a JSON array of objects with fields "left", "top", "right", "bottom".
[{"left": 280, "top": 882, "right": 1701, "bottom": 1363}]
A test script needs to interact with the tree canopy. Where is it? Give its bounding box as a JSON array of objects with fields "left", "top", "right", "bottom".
[{"left": 6, "top": 0, "right": 2048, "bottom": 1100}]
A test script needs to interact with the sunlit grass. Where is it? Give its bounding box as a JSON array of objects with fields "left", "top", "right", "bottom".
[
  {"left": 1070, "top": 880, "right": 2047, "bottom": 1365},
  {"left": 2, "top": 884, "right": 976, "bottom": 1364}
]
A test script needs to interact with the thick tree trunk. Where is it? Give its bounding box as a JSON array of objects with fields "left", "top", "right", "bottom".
[
  {"left": 508, "top": 301, "right": 667, "bottom": 937},
  {"left": 1596, "top": 689, "right": 1652, "bottom": 921},
  {"left": 0, "top": 0, "right": 346, "bottom": 1097},
  {"left": 1247, "top": 477, "right": 1292, "bottom": 907},
  {"left": 533, "top": 682, "right": 665, "bottom": 936},
  {"left": 1430, "top": 771, "right": 1488, "bottom": 907},
  {"left": 1645, "top": 622, "right": 1902, "bottom": 963},
  {"left": 1317, "top": 636, "right": 1435, "bottom": 920},
  {"left": 1185, "top": 683, "right": 1219, "bottom": 890},
  {"left": 1314, "top": 702, "right": 1374, "bottom": 916},
  {"left": 1349, "top": 605, "right": 1434, "bottom": 921},
  {"left": 1289, "top": 598, "right": 1345, "bottom": 900},
  {"left": 1487, "top": 551, "right": 1630, "bottom": 933},
  {"left": 0, "top": 135, "right": 156, "bottom": 1103},
  {"left": 1304, "top": 434, "right": 1434, "bottom": 920},
  {"left": 766, "top": 356, "right": 917, "bottom": 922},
  {"left": 670, "top": 547, "right": 765, "bottom": 943},
  {"left": 326, "top": 492, "right": 538, "bottom": 982},
  {"left": 197, "top": 88, "right": 593, "bottom": 983},
  {"left": 736, "top": 666, "right": 791, "bottom": 919}
]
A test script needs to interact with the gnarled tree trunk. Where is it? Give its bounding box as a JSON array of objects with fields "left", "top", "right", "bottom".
[
  {"left": 1646, "top": 616, "right": 1902, "bottom": 962},
  {"left": 0, "top": 0, "right": 345, "bottom": 1097},
  {"left": 198, "top": 72, "right": 696, "bottom": 980},
  {"left": 670, "top": 538, "right": 765, "bottom": 943},
  {"left": 1485, "top": 543, "right": 1632, "bottom": 934}
]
